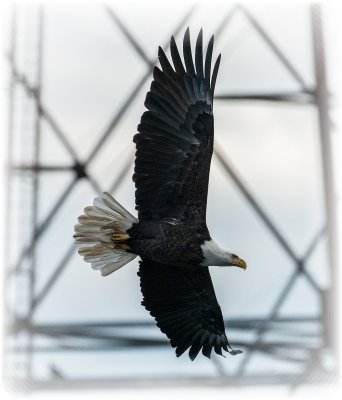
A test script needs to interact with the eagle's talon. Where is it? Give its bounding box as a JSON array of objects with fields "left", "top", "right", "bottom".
[{"left": 112, "top": 233, "right": 130, "bottom": 242}]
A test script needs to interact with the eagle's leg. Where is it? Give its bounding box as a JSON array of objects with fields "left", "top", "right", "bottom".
[
  {"left": 112, "top": 232, "right": 131, "bottom": 250},
  {"left": 112, "top": 232, "right": 130, "bottom": 242}
]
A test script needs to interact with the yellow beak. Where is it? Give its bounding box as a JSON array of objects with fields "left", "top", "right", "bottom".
[{"left": 234, "top": 257, "right": 247, "bottom": 270}]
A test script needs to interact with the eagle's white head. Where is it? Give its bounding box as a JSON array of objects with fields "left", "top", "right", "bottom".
[{"left": 200, "top": 239, "right": 247, "bottom": 269}]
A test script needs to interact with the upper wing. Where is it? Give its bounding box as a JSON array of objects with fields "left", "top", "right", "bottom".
[
  {"left": 133, "top": 28, "right": 221, "bottom": 222},
  {"left": 138, "top": 259, "right": 242, "bottom": 360}
]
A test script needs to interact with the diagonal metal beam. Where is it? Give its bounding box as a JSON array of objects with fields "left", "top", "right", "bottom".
[
  {"left": 31, "top": 153, "right": 134, "bottom": 312},
  {"left": 281, "top": 229, "right": 325, "bottom": 296},
  {"left": 85, "top": 71, "right": 150, "bottom": 165},
  {"left": 109, "top": 150, "right": 134, "bottom": 193},
  {"left": 235, "top": 226, "right": 326, "bottom": 376},
  {"left": 215, "top": 146, "right": 324, "bottom": 293},
  {"left": 303, "top": 225, "right": 326, "bottom": 260},
  {"left": 214, "top": 144, "right": 298, "bottom": 262},
  {"left": 8, "top": 8, "right": 195, "bottom": 283},
  {"left": 299, "top": 228, "right": 326, "bottom": 293},
  {"left": 8, "top": 176, "right": 78, "bottom": 276},
  {"left": 12, "top": 68, "right": 80, "bottom": 163},
  {"left": 238, "top": 5, "right": 309, "bottom": 91},
  {"left": 85, "top": 5, "right": 195, "bottom": 166},
  {"left": 7, "top": 67, "right": 106, "bottom": 277},
  {"left": 9, "top": 2, "right": 147, "bottom": 306},
  {"left": 32, "top": 245, "right": 76, "bottom": 311},
  {"left": 215, "top": 146, "right": 324, "bottom": 376},
  {"left": 235, "top": 270, "right": 299, "bottom": 376},
  {"left": 104, "top": 6, "right": 153, "bottom": 66},
  {"left": 214, "top": 4, "right": 309, "bottom": 92},
  {"left": 11, "top": 67, "right": 102, "bottom": 195},
  {"left": 40, "top": 104, "right": 80, "bottom": 162},
  {"left": 301, "top": 262, "right": 322, "bottom": 294},
  {"left": 8, "top": 164, "right": 101, "bottom": 277},
  {"left": 215, "top": 4, "right": 240, "bottom": 39},
  {"left": 214, "top": 146, "right": 322, "bottom": 292}
]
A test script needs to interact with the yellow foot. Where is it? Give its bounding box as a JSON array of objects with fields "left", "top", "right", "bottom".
[
  {"left": 112, "top": 233, "right": 130, "bottom": 242},
  {"left": 112, "top": 232, "right": 131, "bottom": 250}
]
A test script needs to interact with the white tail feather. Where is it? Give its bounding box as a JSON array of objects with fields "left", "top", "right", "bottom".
[{"left": 74, "top": 192, "right": 138, "bottom": 276}]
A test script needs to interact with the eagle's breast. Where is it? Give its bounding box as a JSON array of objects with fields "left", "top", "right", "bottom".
[{"left": 128, "top": 220, "right": 210, "bottom": 267}]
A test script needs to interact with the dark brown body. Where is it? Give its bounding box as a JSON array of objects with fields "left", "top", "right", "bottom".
[{"left": 128, "top": 220, "right": 210, "bottom": 267}]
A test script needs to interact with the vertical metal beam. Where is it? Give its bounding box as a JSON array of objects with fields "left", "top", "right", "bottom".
[
  {"left": 27, "top": 5, "right": 44, "bottom": 381},
  {"left": 311, "top": 3, "right": 339, "bottom": 371},
  {"left": 3, "top": 3, "right": 17, "bottom": 385}
]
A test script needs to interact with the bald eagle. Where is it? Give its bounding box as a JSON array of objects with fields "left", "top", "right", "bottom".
[{"left": 74, "top": 28, "right": 247, "bottom": 360}]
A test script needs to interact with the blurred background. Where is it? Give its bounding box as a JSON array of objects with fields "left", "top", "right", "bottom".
[{"left": 1, "top": 0, "right": 341, "bottom": 397}]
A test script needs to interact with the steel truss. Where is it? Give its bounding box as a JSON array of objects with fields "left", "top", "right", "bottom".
[{"left": 3, "top": 1, "right": 338, "bottom": 392}]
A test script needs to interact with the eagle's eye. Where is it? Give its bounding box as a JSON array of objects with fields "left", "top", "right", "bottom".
[{"left": 231, "top": 254, "right": 238, "bottom": 259}]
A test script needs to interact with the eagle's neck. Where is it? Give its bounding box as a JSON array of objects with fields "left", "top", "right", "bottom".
[{"left": 200, "top": 239, "right": 229, "bottom": 266}]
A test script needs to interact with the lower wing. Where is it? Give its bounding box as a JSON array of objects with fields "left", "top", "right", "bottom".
[{"left": 138, "top": 259, "right": 242, "bottom": 360}]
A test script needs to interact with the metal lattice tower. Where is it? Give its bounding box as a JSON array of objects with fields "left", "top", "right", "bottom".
[{"left": 3, "top": 1, "right": 339, "bottom": 393}]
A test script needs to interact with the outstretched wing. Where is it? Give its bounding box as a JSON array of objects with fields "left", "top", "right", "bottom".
[
  {"left": 133, "top": 28, "right": 221, "bottom": 222},
  {"left": 138, "top": 259, "right": 242, "bottom": 360}
]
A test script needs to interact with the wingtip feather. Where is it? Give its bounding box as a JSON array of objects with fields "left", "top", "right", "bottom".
[{"left": 195, "top": 28, "right": 204, "bottom": 79}]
